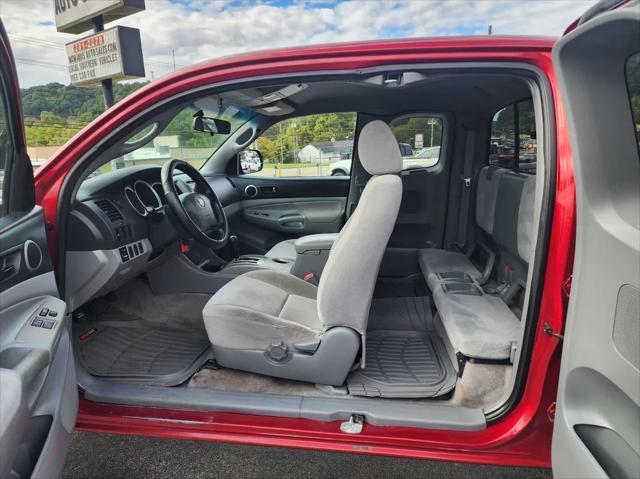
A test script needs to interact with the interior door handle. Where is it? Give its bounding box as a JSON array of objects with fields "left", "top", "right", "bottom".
[
  {"left": 0, "top": 265, "right": 16, "bottom": 282},
  {"left": 278, "top": 215, "right": 305, "bottom": 229}
]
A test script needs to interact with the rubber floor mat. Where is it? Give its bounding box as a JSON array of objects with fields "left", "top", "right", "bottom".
[
  {"left": 347, "top": 331, "right": 456, "bottom": 398},
  {"left": 373, "top": 276, "right": 428, "bottom": 298},
  {"left": 367, "top": 297, "right": 434, "bottom": 332},
  {"left": 75, "top": 320, "right": 211, "bottom": 386}
]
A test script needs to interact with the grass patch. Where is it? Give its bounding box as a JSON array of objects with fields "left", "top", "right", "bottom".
[{"left": 262, "top": 162, "right": 320, "bottom": 169}]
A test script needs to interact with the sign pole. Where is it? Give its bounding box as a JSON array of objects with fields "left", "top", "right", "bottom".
[{"left": 91, "top": 15, "right": 115, "bottom": 109}]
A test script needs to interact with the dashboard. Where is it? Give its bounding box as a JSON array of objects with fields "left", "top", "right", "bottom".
[
  {"left": 65, "top": 164, "right": 241, "bottom": 311},
  {"left": 70, "top": 166, "right": 176, "bottom": 255}
]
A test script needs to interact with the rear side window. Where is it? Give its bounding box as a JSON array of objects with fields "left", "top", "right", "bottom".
[
  {"left": 490, "top": 99, "right": 537, "bottom": 173},
  {"left": 625, "top": 52, "right": 640, "bottom": 152},
  {"left": 390, "top": 116, "right": 444, "bottom": 170}
]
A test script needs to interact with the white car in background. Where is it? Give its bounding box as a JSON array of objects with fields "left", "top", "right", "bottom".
[
  {"left": 328, "top": 144, "right": 440, "bottom": 175},
  {"left": 404, "top": 146, "right": 441, "bottom": 169}
]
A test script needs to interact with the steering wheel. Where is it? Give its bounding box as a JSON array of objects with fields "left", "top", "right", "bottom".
[{"left": 161, "top": 159, "right": 229, "bottom": 249}]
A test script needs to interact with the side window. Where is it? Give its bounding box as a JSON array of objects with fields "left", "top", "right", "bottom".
[
  {"left": 246, "top": 113, "right": 357, "bottom": 177},
  {"left": 390, "top": 116, "right": 444, "bottom": 170},
  {"left": 490, "top": 99, "right": 537, "bottom": 173},
  {"left": 625, "top": 52, "right": 640, "bottom": 152}
]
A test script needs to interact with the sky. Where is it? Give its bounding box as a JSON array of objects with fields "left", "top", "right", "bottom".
[{"left": 1, "top": 0, "right": 597, "bottom": 88}]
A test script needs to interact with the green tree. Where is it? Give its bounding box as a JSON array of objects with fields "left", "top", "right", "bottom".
[{"left": 21, "top": 82, "right": 149, "bottom": 146}]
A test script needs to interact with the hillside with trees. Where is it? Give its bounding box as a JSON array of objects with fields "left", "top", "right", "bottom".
[{"left": 21, "top": 82, "right": 148, "bottom": 146}]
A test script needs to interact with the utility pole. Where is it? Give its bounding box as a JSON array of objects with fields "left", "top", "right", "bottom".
[
  {"left": 92, "top": 15, "right": 119, "bottom": 170},
  {"left": 92, "top": 16, "right": 115, "bottom": 109},
  {"left": 292, "top": 122, "right": 300, "bottom": 176},
  {"left": 278, "top": 123, "right": 284, "bottom": 177},
  {"left": 488, "top": 24, "right": 493, "bottom": 35},
  {"left": 428, "top": 118, "right": 436, "bottom": 147}
]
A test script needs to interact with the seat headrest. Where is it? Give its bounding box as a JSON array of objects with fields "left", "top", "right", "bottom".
[{"left": 357, "top": 120, "right": 402, "bottom": 175}]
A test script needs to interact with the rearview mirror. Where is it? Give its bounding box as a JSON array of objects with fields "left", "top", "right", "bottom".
[
  {"left": 193, "top": 111, "right": 231, "bottom": 135},
  {"left": 238, "top": 149, "right": 264, "bottom": 174}
]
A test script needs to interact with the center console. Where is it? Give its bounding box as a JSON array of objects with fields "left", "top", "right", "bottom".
[
  {"left": 221, "top": 254, "right": 294, "bottom": 275},
  {"left": 289, "top": 233, "right": 337, "bottom": 279},
  {"left": 148, "top": 234, "right": 338, "bottom": 296},
  {"left": 221, "top": 233, "right": 338, "bottom": 279}
]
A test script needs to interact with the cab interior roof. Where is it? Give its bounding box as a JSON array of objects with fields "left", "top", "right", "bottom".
[{"left": 225, "top": 73, "right": 532, "bottom": 122}]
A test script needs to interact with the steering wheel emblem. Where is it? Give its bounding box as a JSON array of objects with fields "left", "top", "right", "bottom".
[{"left": 195, "top": 196, "right": 206, "bottom": 207}]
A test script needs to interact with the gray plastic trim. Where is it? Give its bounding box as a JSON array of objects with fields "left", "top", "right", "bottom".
[
  {"left": 65, "top": 239, "right": 153, "bottom": 311},
  {"left": 30, "top": 327, "right": 78, "bottom": 479},
  {"left": 77, "top": 364, "right": 485, "bottom": 430},
  {"left": 0, "top": 272, "right": 58, "bottom": 310},
  {"left": 147, "top": 251, "right": 238, "bottom": 295},
  {"left": 23, "top": 240, "right": 43, "bottom": 272}
]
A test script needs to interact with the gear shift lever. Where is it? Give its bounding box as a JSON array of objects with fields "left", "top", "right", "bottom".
[{"left": 229, "top": 235, "right": 240, "bottom": 260}]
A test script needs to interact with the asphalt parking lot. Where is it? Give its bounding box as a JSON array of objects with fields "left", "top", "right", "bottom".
[{"left": 62, "top": 432, "right": 553, "bottom": 479}]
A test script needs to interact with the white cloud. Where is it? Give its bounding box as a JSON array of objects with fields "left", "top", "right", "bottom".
[{"left": 0, "top": 0, "right": 596, "bottom": 88}]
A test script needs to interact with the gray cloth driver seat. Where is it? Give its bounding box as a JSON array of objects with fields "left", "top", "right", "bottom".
[{"left": 202, "top": 120, "right": 403, "bottom": 385}]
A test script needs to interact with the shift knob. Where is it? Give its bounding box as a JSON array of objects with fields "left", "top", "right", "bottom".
[{"left": 229, "top": 235, "right": 240, "bottom": 260}]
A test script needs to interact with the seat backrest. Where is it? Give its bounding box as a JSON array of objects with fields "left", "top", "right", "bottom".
[
  {"left": 317, "top": 120, "right": 403, "bottom": 334},
  {"left": 475, "top": 166, "right": 508, "bottom": 236}
]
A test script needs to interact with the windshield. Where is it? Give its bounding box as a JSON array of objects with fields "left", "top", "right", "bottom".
[{"left": 93, "top": 102, "right": 253, "bottom": 176}]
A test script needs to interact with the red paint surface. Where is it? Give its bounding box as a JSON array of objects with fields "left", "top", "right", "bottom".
[{"left": 32, "top": 36, "right": 575, "bottom": 467}]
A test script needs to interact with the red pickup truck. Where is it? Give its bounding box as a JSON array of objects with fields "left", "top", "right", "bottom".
[{"left": 0, "top": 1, "right": 638, "bottom": 477}]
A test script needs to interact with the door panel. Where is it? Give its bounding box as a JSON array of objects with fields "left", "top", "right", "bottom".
[
  {"left": 0, "top": 208, "right": 77, "bottom": 479},
  {"left": 0, "top": 20, "right": 77, "bottom": 479},
  {"left": 243, "top": 198, "right": 346, "bottom": 234},
  {"left": 390, "top": 168, "right": 450, "bottom": 248},
  {"left": 552, "top": 6, "right": 640, "bottom": 479},
  {"left": 228, "top": 176, "right": 349, "bottom": 253}
]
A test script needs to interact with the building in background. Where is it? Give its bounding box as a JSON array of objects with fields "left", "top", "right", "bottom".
[{"left": 297, "top": 140, "right": 353, "bottom": 164}]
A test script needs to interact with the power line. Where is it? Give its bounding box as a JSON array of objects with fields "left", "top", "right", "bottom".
[
  {"left": 15, "top": 57, "right": 68, "bottom": 71},
  {"left": 9, "top": 34, "right": 67, "bottom": 49}
]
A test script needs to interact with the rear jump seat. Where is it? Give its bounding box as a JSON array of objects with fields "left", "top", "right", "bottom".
[{"left": 423, "top": 166, "right": 536, "bottom": 362}]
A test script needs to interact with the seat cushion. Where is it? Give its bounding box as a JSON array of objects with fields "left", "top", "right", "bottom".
[
  {"left": 432, "top": 284, "right": 520, "bottom": 360},
  {"left": 418, "top": 248, "right": 482, "bottom": 290},
  {"left": 265, "top": 239, "right": 297, "bottom": 260},
  {"left": 203, "top": 270, "right": 321, "bottom": 351}
]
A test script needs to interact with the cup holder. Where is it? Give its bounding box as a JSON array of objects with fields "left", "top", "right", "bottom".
[
  {"left": 436, "top": 272, "right": 474, "bottom": 283},
  {"left": 441, "top": 282, "right": 483, "bottom": 296},
  {"left": 271, "top": 258, "right": 290, "bottom": 264}
]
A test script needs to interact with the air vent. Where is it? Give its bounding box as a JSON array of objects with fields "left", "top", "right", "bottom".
[{"left": 95, "top": 199, "right": 123, "bottom": 222}]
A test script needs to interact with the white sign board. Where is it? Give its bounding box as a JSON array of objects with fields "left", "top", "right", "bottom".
[
  {"left": 66, "top": 26, "right": 144, "bottom": 87},
  {"left": 414, "top": 133, "right": 424, "bottom": 149},
  {"left": 54, "top": 0, "right": 145, "bottom": 34}
]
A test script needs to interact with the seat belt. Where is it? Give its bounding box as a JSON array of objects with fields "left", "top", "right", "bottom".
[{"left": 455, "top": 128, "right": 476, "bottom": 251}]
